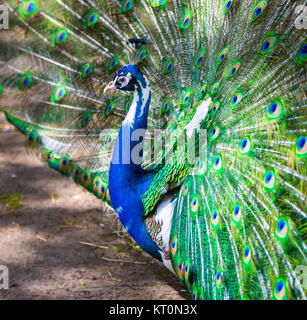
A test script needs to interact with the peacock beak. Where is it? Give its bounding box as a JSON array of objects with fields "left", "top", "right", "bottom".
[{"left": 103, "top": 81, "right": 117, "bottom": 94}]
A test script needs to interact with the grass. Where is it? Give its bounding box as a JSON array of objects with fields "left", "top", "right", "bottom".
[{"left": 0, "top": 193, "right": 23, "bottom": 216}]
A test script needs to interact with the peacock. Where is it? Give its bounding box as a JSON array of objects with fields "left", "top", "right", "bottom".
[{"left": 0, "top": 0, "right": 306, "bottom": 300}]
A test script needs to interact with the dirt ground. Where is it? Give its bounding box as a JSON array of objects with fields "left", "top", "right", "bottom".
[{"left": 0, "top": 113, "right": 188, "bottom": 300}]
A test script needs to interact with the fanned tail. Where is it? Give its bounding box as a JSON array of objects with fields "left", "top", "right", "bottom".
[{"left": 169, "top": 0, "right": 307, "bottom": 300}]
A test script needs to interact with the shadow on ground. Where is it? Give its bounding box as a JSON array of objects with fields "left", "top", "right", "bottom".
[{"left": 0, "top": 113, "right": 189, "bottom": 300}]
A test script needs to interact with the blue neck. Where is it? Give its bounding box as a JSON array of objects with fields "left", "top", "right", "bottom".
[{"left": 109, "top": 79, "right": 162, "bottom": 261}]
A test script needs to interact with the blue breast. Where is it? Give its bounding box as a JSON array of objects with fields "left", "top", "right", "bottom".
[{"left": 108, "top": 84, "right": 162, "bottom": 261}]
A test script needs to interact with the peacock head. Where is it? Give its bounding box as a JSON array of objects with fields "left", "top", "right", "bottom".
[{"left": 104, "top": 64, "right": 146, "bottom": 94}]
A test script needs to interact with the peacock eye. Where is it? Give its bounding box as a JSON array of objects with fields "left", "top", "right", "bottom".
[{"left": 117, "top": 76, "right": 125, "bottom": 83}]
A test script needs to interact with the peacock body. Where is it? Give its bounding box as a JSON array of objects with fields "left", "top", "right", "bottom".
[{"left": 0, "top": 0, "right": 306, "bottom": 300}]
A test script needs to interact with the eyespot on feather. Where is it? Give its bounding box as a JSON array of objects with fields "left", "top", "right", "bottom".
[
  {"left": 83, "top": 10, "right": 98, "bottom": 27},
  {"left": 52, "top": 28, "right": 68, "bottom": 45},
  {"left": 295, "top": 136, "right": 307, "bottom": 158},
  {"left": 251, "top": 1, "right": 268, "bottom": 21},
  {"left": 18, "top": 1, "right": 38, "bottom": 18}
]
